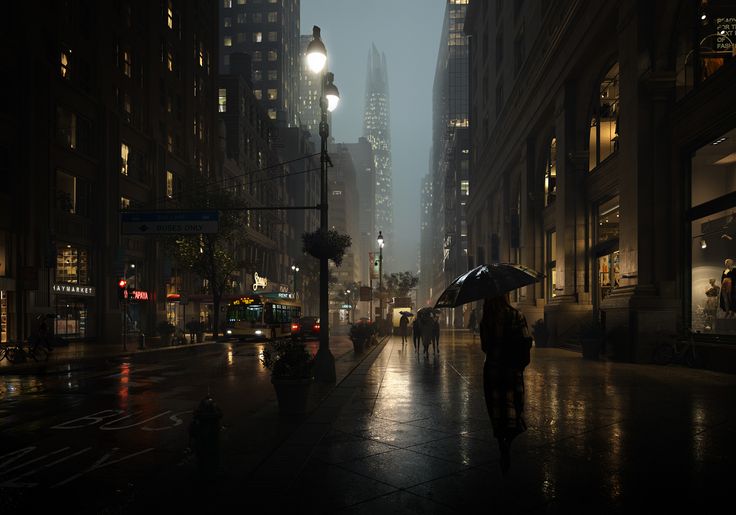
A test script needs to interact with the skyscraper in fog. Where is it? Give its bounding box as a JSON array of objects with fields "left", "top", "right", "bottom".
[
  {"left": 363, "top": 44, "right": 393, "bottom": 259},
  {"left": 219, "top": 0, "right": 300, "bottom": 127}
]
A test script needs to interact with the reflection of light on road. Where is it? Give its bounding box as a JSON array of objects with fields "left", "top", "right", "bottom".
[
  {"left": 227, "top": 345, "right": 234, "bottom": 366},
  {"left": 691, "top": 398, "right": 707, "bottom": 462},
  {"left": 118, "top": 362, "right": 130, "bottom": 404}
]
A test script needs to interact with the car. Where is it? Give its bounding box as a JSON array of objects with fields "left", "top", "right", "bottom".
[{"left": 291, "top": 316, "right": 320, "bottom": 340}]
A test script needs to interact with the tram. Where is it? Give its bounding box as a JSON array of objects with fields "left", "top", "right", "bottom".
[{"left": 223, "top": 293, "right": 301, "bottom": 340}]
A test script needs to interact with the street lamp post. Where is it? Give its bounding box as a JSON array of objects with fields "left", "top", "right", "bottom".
[
  {"left": 291, "top": 265, "right": 299, "bottom": 299},
  {"left": 308, "top": 26, "right": 340, "bottom": 383},
  {"left": 377, "top": 231, "right": 384, "bottom": 327}
]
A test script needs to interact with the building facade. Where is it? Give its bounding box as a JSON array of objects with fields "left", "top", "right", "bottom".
[
  {"left": 0, "top": 0, "right": 218, "bottom": 343},
  {"left": 424, "top": 0, "right": 471, "bottom": 328},
  {"left": 465, "top": 0, "right": 736, "bottom": 372},
  {"left": 219, "top": 0, "right": 300, "bottom": 127},
  {"left": 363, "top": 44, "right": 394, "bottom": 263}
]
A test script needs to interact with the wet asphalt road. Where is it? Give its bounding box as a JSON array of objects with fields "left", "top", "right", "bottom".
[{"left": 0, "top": 339, "right": 325, "bottom": 512}]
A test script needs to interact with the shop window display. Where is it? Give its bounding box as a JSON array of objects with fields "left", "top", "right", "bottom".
[{"left": 690, "top": 128, "right": 736, "bottom": 334}]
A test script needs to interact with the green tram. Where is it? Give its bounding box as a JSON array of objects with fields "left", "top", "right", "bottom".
[{"left": 223, "top": 293, "right": 301, "bottom": 340}]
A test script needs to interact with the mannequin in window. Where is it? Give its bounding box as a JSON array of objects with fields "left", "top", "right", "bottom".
[
  {"left": 705, "top": 278, "right": 720, "bottom": 330},
  {"left": 720, "top": 259, "right": 736, "bottom": 318}
]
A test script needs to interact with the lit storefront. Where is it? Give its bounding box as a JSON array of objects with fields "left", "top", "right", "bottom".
[
  {"left": 53, "top": 244, "right": 94, "bottom": 339},
  {"left": 689, "top": 128, "right": 736, "bottom": 335}
]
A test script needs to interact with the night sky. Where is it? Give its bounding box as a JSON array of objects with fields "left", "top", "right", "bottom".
[{"left": 302, "top": 0, "right": 446, "bottom": 273}]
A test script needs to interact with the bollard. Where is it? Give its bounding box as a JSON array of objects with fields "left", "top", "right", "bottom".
[
  {"left": 189, "top": 395, "right": 223, "bottom": 479},
  {"left": 138, "top": 332, "right": 145, "bottom": 350}
]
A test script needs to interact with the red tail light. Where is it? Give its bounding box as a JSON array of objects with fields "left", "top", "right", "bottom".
[
  {"left": 291, "top": 324, "right": 299, "bottom": 332},
  {"left": 313, "top": 324, "right": 320, "bottom": 331}
]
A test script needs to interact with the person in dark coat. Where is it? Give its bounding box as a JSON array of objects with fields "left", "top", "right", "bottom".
[
  {"left": 468, "top": 308, "right": 478, "bottom": 334},
  {"left": 479, "top": 293, "right": 528, "bottom": 475},
  {"left": 419, "top": 313, "right": 434, "bottom": 356},
  {"left": 412, "top": 318, "right": 421, "bottom": 353},
  {"left": 431, "top": 314, "right": 440, "bottom": 354},
  {"left": 399, "top": 314, "right": 409, "bottom": 344}
]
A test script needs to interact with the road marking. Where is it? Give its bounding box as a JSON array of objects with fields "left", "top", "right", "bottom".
[
  {"left": 0, "top": 447, "right": 92, "bottom": 488},
  {"left": 52, "top": 447, "right": 155, "bottom": 487}
]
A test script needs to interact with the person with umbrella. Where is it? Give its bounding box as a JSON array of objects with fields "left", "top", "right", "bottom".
[
  {"left": 417, "top": 307, "right": 435, "bottom": 356},
  {"left": 411, "top": 316, "right": 421, "bottom": 353},
  {"left": 435, "top": 263, "right": 540, "bottom": 474}
]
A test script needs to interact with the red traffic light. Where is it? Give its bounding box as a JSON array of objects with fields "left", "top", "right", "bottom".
[{"left": 118, "top": 279, "right": 127, "bottom": 288}]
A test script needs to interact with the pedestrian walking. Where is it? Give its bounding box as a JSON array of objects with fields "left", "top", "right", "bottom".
[
  {"left": 479, "top": 293, "right": 530, "bottom": 475},
  {"left": 468, "top": 308, "right": 478, "bottom": 334},
  {"left": 399, "top": 313, "right": 409, "bottom": 344},
  {"left": 418, "top": 312, "right": 434, "bottom": 356},
  {"left": 431, "top": 313, "right": 440, "bottom": 354},
  {"left": 412, "top": 318, "right": 421, "bottom": 353}
]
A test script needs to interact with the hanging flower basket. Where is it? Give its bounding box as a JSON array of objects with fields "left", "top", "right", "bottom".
[{"left": 302, "top": 229, "right": 352, "bottom": 266}]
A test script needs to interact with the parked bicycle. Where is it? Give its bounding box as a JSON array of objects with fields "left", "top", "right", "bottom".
[
  {"left": 0, "top": 341, "right": 23, "bottom": 363},
  {"left": 653, "top": 332, "right": 697, "bottom": 367}
]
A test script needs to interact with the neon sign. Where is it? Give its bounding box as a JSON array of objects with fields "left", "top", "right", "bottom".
[{"left": 253, "top": 272, "right": 268, "bottom": 291}]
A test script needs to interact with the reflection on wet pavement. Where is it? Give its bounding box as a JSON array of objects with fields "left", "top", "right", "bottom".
[{"left": 288, "top": 330, "right": 736, "bottom": 511}]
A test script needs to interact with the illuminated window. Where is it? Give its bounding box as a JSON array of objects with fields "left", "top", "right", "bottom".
[
  {"left": 224, "top": 17, "right": 231, "bottom": 27},
  {"left": 120, "top": 143, "right": 130, "bottom": 175},
  {"left": 166, "top": 171, "right": 174, "bottom": 198},
  {"left": 55, "top": 245, "right": 89, "bottom": 284},
  {"left": 253, "top": 69, "right": 262, "bottom": 81},
  {"left": 167, "top": 51, "right": 174, "bottom": 71},
  {"left": 254, "top": 89, "right": 262, "bottom": 100},
  {"left": 544, "top": 137, "right": 557, "bottom": 206},
  {"left": 546, "top": 230, "right": 557, "bottom": 299},
  {"left": 120, "top": 197, "right": 131, "bottom": 209},
  {"left": 589, "top": 63, "right": 619, "bottom": 171},
  {"left": 460, "top": 180, "right": 469, "bottom": 196},
  {"left": 267, "top": 88, "right": 278, "bottom": 100},
  {"left": 218, "top": 88, "right": 227, "bottom": 112},
  {"left": 267, "top": 109, "right": 276, "bottom": 120},
  {"left": 223, "top": 0, "right": 232, "bottom": 7},
  {"left": 267, "top": 50, "right": 277, "bottom": 61},
  {"left": 122, "top": 50, "right": 132, "bottom": 77},
  {"left": 253, "top": 32, "right": 262, "bottom": 42},
  {"left": 56, "top": 107, "right": 77, "bottom": 149},
  {"left": 237, "top": 0, "right": 245, "bottom": 4},
  {"left": 61, "top": 50, "right": 70, "bottom": 78},
  {"left": 223, "top": 36, "right": 232, "bottom": 47},
  {"left": 167, "top": 0, "right": 173, "bottom": 28},
  {"left": 267, "top": 12, "right": 278, "bottom": 23},
  {"left": 56, "top": 170, "right": 89, "bottom": 216}
]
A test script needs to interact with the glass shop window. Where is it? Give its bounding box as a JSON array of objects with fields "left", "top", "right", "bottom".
[
  {"left": 589, "top": 62, "right": 619, "bottom": 171},
  {"left": 690, "top": 127, "right": 736, "bottom": 334}
]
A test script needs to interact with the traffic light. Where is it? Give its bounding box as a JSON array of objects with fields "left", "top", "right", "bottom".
[{"left": 118, "top": 279, "right": 128, "bottom": 300}]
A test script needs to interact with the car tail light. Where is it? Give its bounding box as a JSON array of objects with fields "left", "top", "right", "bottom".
[
  {"left": 313, "top": 324, "right": 320, "bottom": 331},
  {"left": 291, "top": 324, "right": 299, "bottom": 332}
]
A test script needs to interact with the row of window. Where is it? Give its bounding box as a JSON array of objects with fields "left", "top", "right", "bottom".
[
  {"left": 223, "top": 0, "right": 280, "bottom": 9},
  {"left": 223, "top": 11, "right": 279, "bottom": 23}
]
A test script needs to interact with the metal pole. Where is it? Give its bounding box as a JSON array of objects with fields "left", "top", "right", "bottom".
[
  {"left": 314, "top": 71, "right": 335, "bottom": 383},
  {"left": 379, "top": 246, "right": 383, "bottom": 324}
]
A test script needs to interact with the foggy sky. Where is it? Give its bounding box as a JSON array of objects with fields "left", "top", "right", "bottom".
[{"left": 301, "top": 0, "right": 446, "bottom": 274}]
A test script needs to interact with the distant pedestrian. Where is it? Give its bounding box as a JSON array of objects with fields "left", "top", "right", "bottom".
[
  {"left": 419, "top": 314, "right": 434, "bottom": 356},
  {"left": 399, "top": 314, "right": 409, "bottom": 344},
  {"left": 431, "top": 314, "right": 440, "bottom": 354},
  {"left": 468, "top": 308, "right": 478, "bottom": 334},
  {"left": 479, "top": 293, "right": 529, "bottom": 475},
  {"left": 412, "top": 318, "right": 421, "bottom": 353}
]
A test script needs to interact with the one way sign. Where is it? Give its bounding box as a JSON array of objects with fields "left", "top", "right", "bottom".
[{"left": 120, "top": 210, "right": 219, "bottom": 235}]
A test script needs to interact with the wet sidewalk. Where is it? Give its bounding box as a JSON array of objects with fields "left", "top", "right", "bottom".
[{"left": 238, "top": 330, "right": 736, "bottom": 512}]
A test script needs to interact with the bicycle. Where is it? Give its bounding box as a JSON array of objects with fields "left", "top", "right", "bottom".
[
  {"left": 652, "top": 332, "right": 697, "bottom": 367},
  {"left": 0, "top": 340, "right": 26, "bottom": 364}
]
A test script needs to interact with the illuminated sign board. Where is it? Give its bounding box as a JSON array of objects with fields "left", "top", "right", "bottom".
[
  {"left": 253, "top": 272, "right": 268, "bottom": 291},
  {"left": 52, "top": 283, "right": 96, "bottom": 297},
  {"left": 233, "top": 296, "right": 258, "bottom": 305},
  {"left": 123, "top": 289, "right": 150, "bottom": 301}
]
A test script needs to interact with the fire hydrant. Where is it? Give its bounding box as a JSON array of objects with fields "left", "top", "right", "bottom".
[{"left": 189, "top": 395, "right": 223, "bottom": 478}]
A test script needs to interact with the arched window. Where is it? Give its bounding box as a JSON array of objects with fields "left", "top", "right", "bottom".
[
  {"left": 544, "top": 136, "right": 557, "bottom": 206},
  {"left": 588, "top": 63, "right": 619, "bottom": 171}
]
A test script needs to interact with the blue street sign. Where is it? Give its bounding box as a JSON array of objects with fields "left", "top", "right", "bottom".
[{"left": 120, "top": 210, "right": 219, "bottom": 235}]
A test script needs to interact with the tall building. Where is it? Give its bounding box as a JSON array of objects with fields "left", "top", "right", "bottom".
[
  {"left": 219, "top": 0, "right": 300, "bottom": 127},
  {"left": 419, "top": 171, "right": 434, "bottom": 308},
  {"left": 425, "top": 0, "right": 470, "bottom": 327},
  {"left": 341, "top": 137, "right": 376, "bottom": 285},
  {"left": 0, "top": 0, "right": 218, "bottom": 343},
  {"left": 363, "top": 44, "right": 393, "bottom": 264},
  {"left": 465, "top": 0, "right": 736, "bottom": 372}
]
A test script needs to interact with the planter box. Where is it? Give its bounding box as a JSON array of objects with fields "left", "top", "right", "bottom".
[{"left": 271, "top": 377, "right": 312, "bottom": 415}]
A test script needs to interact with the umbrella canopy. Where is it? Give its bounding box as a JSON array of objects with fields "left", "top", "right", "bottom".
[
  {"left": 434, "top": 263, "right": 543, "bottom": 309},
  {"left": 416, "top": 307, "right": 434, "bottom": 319},
  {"left": 399, "top": 311, "right": 414, "bottom": 317}
]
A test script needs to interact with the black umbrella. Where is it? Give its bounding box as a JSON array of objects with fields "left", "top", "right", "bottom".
[
  {"left": 399, "top": 311, "right": 414, "bottom": 317},
  {"left": 416, "top": 307, "right": 434, "bottom": 319},
  {"left": 434, "top": 263, "right": 543, "bottom": 309}
]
